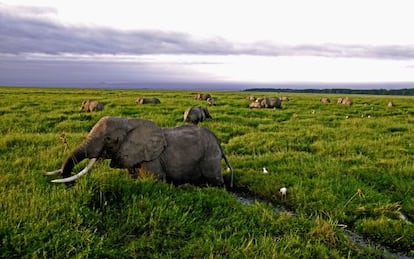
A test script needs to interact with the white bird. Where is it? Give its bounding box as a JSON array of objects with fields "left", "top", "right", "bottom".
[
  {"left": 262, "top": 167, "right": 269, "bottom": 174},
  {"left": 280, "top": 187, "right": 287, "bottom": 199}
]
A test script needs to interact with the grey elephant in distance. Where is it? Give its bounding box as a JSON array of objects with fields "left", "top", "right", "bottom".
[
  {"left": 249, "top": 97, "right": 281, "bottom": 109},
  {"left": 81, "top": 100, "right": 104, "bottom": 112},
  {"left": 183, "top": 106, "right": 212, "bottom": 125},
  {"left": 320, "top": 97, "right": 331, "bottom": 103},
  {"left": 337, "top": 97, "right": 353, "bottom": 105},
  {"left": 46, "top": 116, "right": 233, "bottom": 187},
  {"left": 135, "top": 97, "right": 161, "bottom": 104},
  {"left": 261, "top": 97, "right": 282, "bottom": 108},
  {"left": 195, "top": 93, "right": 212, "bottom": 100},
  {"left": 206, "top": 97, "right": 217, "bottom": 106}
]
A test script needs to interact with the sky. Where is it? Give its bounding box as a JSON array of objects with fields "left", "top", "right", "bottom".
[{"left": 1, "top": 0, "right": 414, "bottom": 89}]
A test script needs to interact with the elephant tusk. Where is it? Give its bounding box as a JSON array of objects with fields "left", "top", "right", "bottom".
[
  {"left": 45, "top": 169, "right": 62, "bottom": 176},
  {"left": 51, "top": 158, "right": 97, "bottom": 183}
]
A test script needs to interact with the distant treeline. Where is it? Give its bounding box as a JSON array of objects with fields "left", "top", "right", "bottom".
[{"left": 244, "top": 88, "right": 414, "bottom": 96}]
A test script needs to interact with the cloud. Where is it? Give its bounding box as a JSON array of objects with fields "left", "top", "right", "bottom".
[{"left": 1, "top": 4, "right": 414, "bottom": 60}]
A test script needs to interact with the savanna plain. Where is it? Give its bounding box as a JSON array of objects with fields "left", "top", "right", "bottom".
[{"left": 0, "top": 86, "right": 413, "bottom": 258}]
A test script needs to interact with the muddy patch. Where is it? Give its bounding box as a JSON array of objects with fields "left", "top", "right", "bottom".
[{"left": 234, "top": 192, "right": 412, "bottom": 259}]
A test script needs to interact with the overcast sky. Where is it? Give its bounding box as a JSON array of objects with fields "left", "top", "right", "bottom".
[{"left": 1, "top": 0, "right": 414, "bottom": 89}]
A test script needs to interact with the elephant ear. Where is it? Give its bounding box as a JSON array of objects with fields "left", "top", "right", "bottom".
[{"left": 117, "top": 119, "right": 166, "bottom": 168}]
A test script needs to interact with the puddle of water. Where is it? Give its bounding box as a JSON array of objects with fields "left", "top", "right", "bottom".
[{"left": 234, "top": 192, "right": 413, "bottom": 259}]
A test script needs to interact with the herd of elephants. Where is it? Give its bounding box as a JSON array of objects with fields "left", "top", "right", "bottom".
[{"left": 50, "top": 92, "right": 391, "bottom": 188}]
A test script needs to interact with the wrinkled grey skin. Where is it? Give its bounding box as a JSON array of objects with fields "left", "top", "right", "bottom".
[
  {"left": 195, "top": 93, "right": 211, "bottom": 100},
  {"left": 320, "top": 97, "right": 331, "bottom": 103},
  {"left": 249, "top": 97, "right": 282, "bottom": 109},
  {"left": 261, "top": 97, "right": 282, "bottom": 108},
  {"left": 81, "top": 100, "right": 104, "bottom": 112},
  {"left": 51, "top": 116, "right": 233, "bottom": 187},
  {"left": 135, "top": 97, "right": 161, "bottom": 104},
  {"left": 183, "top": 106, "right": 212, "bottom": 125}
]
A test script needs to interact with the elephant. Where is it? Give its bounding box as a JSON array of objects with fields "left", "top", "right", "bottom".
[
  {"left": 246, "top": 96, "right": 256, "bottom": 102},
  {"left": 135, "top": 97, "right": 161, "bottom": 104},
  {"left": 249, "top": 97, "right": 282, "bottom": 109},
  {"left": 206, "top": 97, "right": 217, "bottom": 106},
  {"left": 81, "top": 100, "right": 104, "bottom": 112},
  {"left": 249, "top": 101, "right": 262, "bottom": 109},
  {"left": 320, "top": 97, "right": 331, "bottom": 103},
  {"left": 338, "top": 97, "right": 353, "bottom": 105},
  {"left": 260, "top": 97, "right": 282, "bottom": 109},
  {"left": 45, "top": 116, "right": 233, "bottom": 187},
  {"left": 183, "top": 106, "right": 212, "bottom": 125},
  {"left": 195, "top": 93, "right": 212, "bottom": 101}
]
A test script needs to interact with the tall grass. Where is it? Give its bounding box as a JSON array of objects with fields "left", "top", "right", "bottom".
[{"left": 0, "top": 87, "right": 413, "bottom": 257}]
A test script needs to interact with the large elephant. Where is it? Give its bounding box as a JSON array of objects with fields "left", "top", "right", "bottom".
[
  {"left": 46, "top": 116, "right": 233, "bottom": 187},
  {"left": 135, "top": 97, "right": 161, "bottom": 104},
  {"left": 183, "top": 106, "right": 212, "bottom": 125},
  {"left": 81, "top": 100, "right": 104, "bottom": 112}
]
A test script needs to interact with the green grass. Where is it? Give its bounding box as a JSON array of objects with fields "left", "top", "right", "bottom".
[{"left": 1, "top": 86, "right": 413, "bottom": 258}]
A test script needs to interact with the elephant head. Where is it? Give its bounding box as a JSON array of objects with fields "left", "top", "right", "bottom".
[
  {"left": 320, "top": 97, "right": 331, "bottom": 103},
  {"left": 46, "top": 116, "right": 166, "bottom": 183},
  {"left": 249, "top": 101, "right": 262, "bottom": 109},
  {"left": 183, "top": 106, "right": 212, "bottom": 125}
]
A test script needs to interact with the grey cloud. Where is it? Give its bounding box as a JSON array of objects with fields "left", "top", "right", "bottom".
[
  {"left": 0, "top": 56, "right": 211, "bottom": 87},
  {"left": 1, "top": 4, "right": 414, "bottom": 60}
]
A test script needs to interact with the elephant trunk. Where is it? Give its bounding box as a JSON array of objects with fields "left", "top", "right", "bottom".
[
  {"left": 52, "top": 139, "right": 101, "bottom": 183},
  {"left": 61, "top": 145, "right": 88, "bottom": 178},
  {"left": 51, "top": 143, "right": 97, "bottom": 183}
]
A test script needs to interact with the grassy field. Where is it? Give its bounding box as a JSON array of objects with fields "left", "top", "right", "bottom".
[{"left": 0, "top": 86, "right": 413, "bottom": 258}]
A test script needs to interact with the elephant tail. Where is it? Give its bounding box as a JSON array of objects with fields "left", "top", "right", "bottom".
[{"left": 222, "top": 151, "right": 234, "bottom": 189}]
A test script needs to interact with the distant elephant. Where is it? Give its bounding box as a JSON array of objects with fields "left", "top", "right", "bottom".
[
  {"left": 81, "top": 100, "right": 104, "bottom": 112},
  {"left": 183, "top": 106, "right": 212, "bottom": 125},
  {"left": 135, "top": 97, "right": 161, "bottom": 104},
  {"left": 320, "top": 97, "right": 331, "bottom": 103},
  {"left": 46, "top": 116, "right": 234, "bottom": 187},
  {"left": 260, "top": 97, "right": 282, "bottom": 109},
  {"left": 341, "top": 97, "right": 353, "bottom": 106},
  {"left": 195, "top": 93, "right": 212, "bottom": 100},
  {"left": 246, "top": 96, "right": 256, "bottom": 102},
  {"left": 249, "top": 101, "right": 262, "bottom": 109},
  {"left": 206, "top": 97, "right": 217, "bottom": 106}
]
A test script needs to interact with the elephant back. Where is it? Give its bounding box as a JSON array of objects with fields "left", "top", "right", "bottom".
[{"left": 115, "top": 118, "right": 166, "bottom": 168}]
